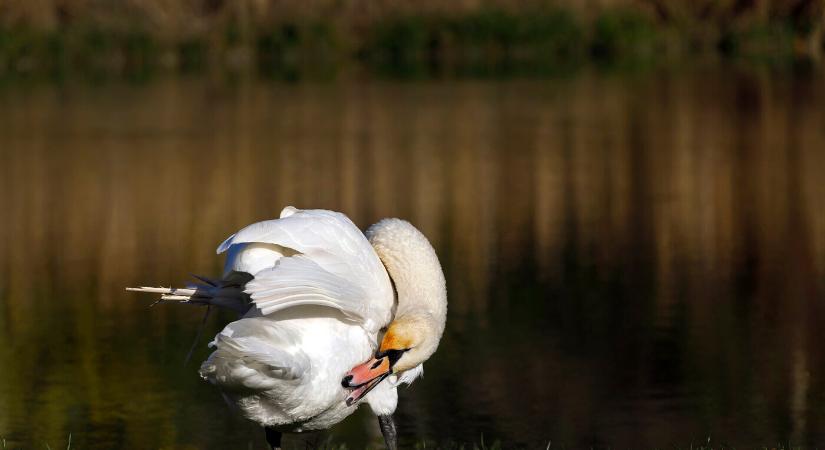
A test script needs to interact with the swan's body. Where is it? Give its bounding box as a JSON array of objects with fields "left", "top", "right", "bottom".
[{"left": 128, "top": 206, "right": 447, "bottom": 448}]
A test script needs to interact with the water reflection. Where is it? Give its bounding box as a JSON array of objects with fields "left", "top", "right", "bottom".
[{"left": 0, "top": 67, "right": 824, "bottom": 448}]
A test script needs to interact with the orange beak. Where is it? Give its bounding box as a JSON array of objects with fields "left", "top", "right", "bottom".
[{"left": 341, "top": 356, "right": 391, "bottom": 406}]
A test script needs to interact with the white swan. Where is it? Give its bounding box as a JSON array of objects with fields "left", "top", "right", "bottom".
[{"left": 128, "top": 206, "right": 448, "bottom": 449}]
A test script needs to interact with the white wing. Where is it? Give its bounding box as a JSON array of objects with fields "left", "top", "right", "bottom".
[
  {"left": 217, "top": 206, "right": 394, "bottom": 333},
  {"left": 200, "top": 317, "right": 310, "bottom": 390}
]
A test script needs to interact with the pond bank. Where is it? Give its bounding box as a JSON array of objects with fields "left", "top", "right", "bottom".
[{"left": 0, "top": 2, "right": 822, "bottom": 79}]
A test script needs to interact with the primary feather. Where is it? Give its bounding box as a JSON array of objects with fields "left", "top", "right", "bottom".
[{"left": 218, "top": 207, "right": 394, "bottom": 334}]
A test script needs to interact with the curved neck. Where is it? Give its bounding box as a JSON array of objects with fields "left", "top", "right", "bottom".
[{"left": 367, "top": 219, "right": 447, "bottom": 327}]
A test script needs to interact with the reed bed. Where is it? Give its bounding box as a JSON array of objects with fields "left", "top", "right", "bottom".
[{"left": 0, "top": 0, "right": 822, "bottom": 77}]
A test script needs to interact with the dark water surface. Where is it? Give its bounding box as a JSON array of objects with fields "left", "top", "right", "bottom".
[{"left": 1, "top": 68, "right": 825, "bottom": 449}]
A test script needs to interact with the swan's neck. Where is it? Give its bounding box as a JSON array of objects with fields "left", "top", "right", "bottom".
[{"left": 367, "top": 219, "right": 447, "bottom": 326}]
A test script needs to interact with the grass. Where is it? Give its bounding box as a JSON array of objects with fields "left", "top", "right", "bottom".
[
  {"left": 592, "top": 9, "right": 659, "bottom": 62},
  {"left": 0, "top": 25, "right": 161, "bottom": 79},
  {"left": 0, "top": 434, "right": 71, "bottom": 450},
  {"left": 360, "top": 8, "right": 588, "bottom": 76},
  {"left": 719, "top": 21, "right": 798, "bottom": 64},
  {"left": 42, "top": 433, "right": 71, "bottom": 450},
  {"left": 0, "top": 5, "right": 818, "bottom": 80},
  {"left": 1, "top": 433, "right": 818, "bottom": 450}
]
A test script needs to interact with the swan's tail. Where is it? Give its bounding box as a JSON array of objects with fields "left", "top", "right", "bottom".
[
  {"left": 127, "top": 272, "right": 254, "bottom": 315},
  {"left": 125, "top": 286, "right": 198, "bottom": 301}
]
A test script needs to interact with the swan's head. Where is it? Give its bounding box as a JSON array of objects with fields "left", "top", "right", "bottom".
[{"left": 342, "top": 218, "right": 447, "bottom": 406}]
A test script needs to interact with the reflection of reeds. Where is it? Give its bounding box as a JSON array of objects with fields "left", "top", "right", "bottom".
[
  {"left": 1, "top": 70, "right": 825, "bottom": 446},
  {"left": 0, "top": 69, "right": 824, "bottom": 324}
]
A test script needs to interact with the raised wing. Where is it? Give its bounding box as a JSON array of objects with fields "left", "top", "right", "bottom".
[{"left": 218, "top": 207, "right": 394, "bottom": 333}]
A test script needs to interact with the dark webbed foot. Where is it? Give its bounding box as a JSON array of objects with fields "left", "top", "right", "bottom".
[
  {"left": 378, "top": 415, "right": 397, "bottom": 450},
  {"left": 265, "top": 427, "right": 282, "bottom": 450}
]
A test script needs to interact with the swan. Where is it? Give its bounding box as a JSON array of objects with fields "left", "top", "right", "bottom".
[{"left": 127, "top": 206, "right": 448, "bottom": 449}]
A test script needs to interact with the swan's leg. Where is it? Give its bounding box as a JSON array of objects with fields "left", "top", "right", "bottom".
[
  {"left": 377, "top": 415, "right": 397, "bottom": 450},
  {"left": 264, "top": 427, "right": 282, "bottom": 450}
]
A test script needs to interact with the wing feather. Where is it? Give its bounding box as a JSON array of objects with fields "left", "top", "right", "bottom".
[
  {"left": 201, "top": 317, "right": 309, "bottom": 388},
  {"left": 246, "top": 256, "right": 369, "bottom": 323},
  {"left": 218, "top": 207, "right": 394, "bottom": 332}
]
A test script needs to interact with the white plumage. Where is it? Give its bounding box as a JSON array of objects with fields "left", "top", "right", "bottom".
[
  {"left": 219, "top": 206, "right": 394, "bottom": 333},
  {"left": 128, "top": 206, "right": 448, "bottom": 447},
  {"left": 202, "top": 207, "right": 397, "bottom": 429}
]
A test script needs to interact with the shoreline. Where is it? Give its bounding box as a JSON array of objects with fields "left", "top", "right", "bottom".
[{"left": 0, "top": 5, "right": 822, "bottom": 79}]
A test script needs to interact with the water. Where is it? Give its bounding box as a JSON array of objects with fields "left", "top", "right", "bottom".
[{"left": 1, "top": 67, "right": 824, "bottom": 449}]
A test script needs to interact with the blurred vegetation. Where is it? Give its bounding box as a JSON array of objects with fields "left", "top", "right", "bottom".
[{"left": 0, "top": 0, "right": 822, "bottom": 78}]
